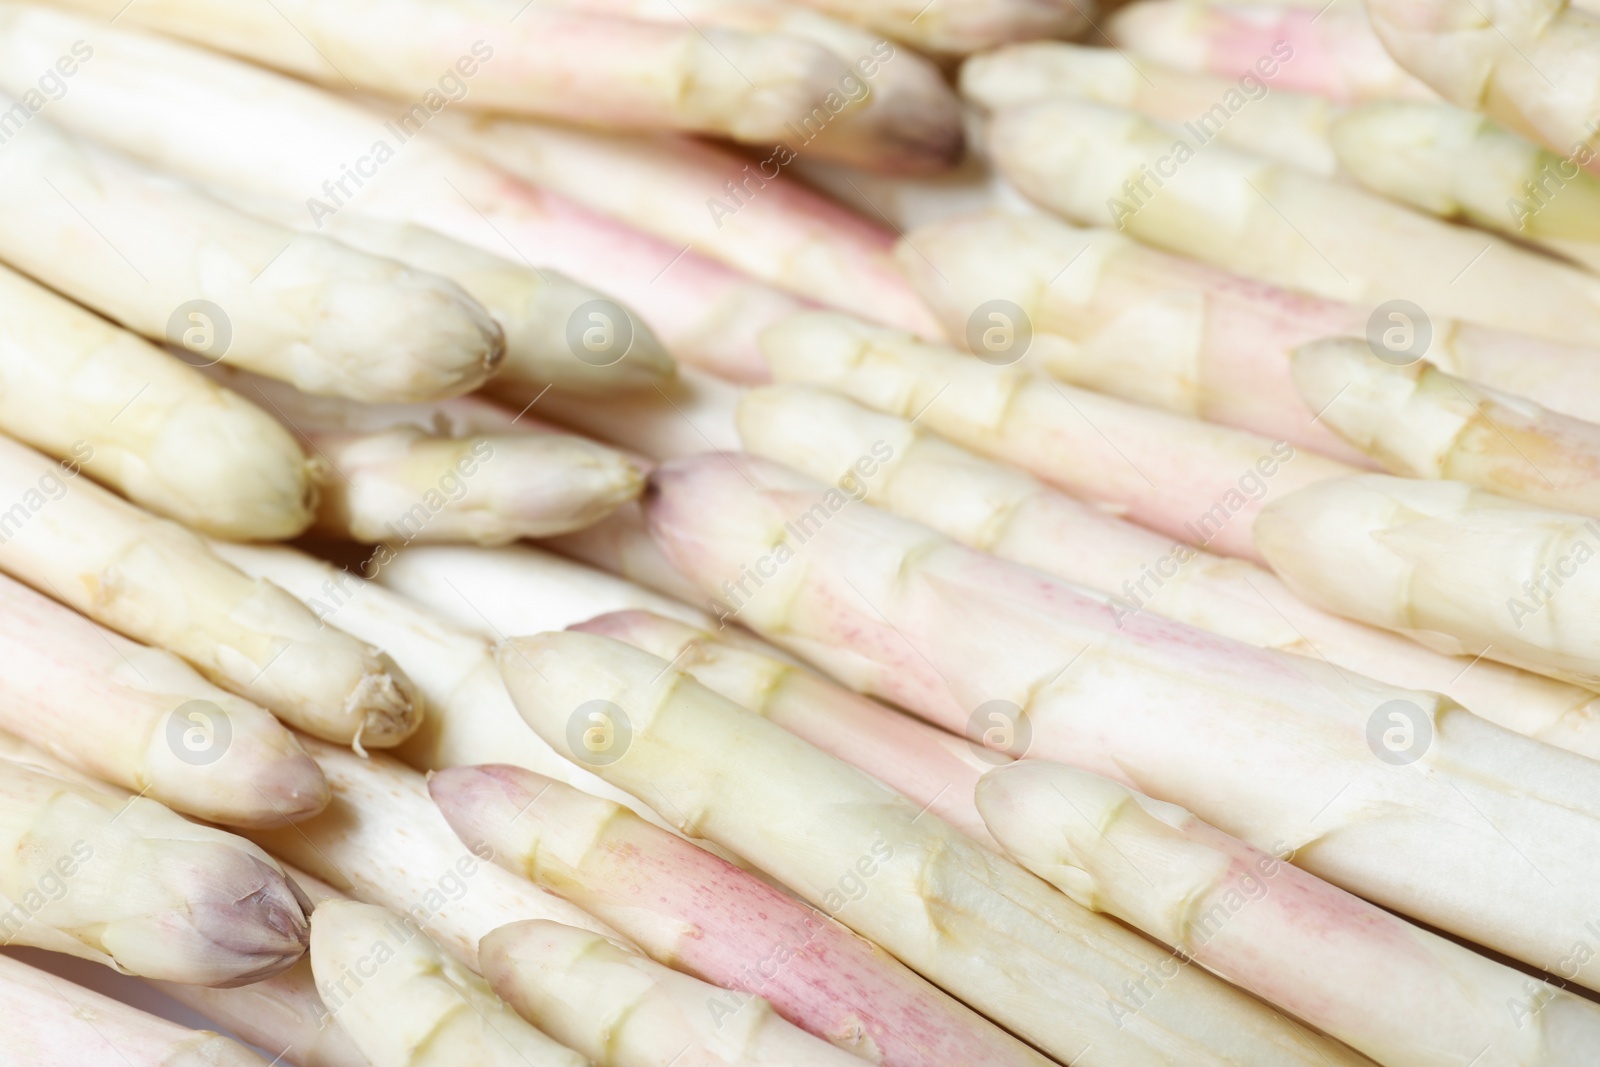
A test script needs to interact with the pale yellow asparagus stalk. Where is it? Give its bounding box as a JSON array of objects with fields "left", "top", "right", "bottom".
[
  {"left": 0, "top": 99, "right": 502, "bottom": 402},
  {"left": 497, "top": 631, "right": 1371, "bottom": 1066},
  {"left": 1256, "top": 475, "right": 1600, "bottom": 689},
  {"left": 1364, "top": 0, "right": 1600, "bottom": 170},
  {"left": 535, "top": 367, "right": 744, "bottom": 463},
  {"left": 0, "top": 757, "right": 309, "bottom": 985},
  {"left": 482, "top": 921, "right": 863, "bottom": 1067},
  {"left": 432, "top": 765, "right": 1057, "bottom": 1067},
  {"left": 575, "top": 609, "right": 1000, "bottom": 844},
  {"left": 0, "top": 433, "right": 419, "bottom": 748},
  {"left": 645, "top": 453, "right": 1600, "bottom": 993},
  {"left": 780, "top": 0, "right": 1090, "bottom": 54},
  {"left": 0, "top": 954, "right": 270, "bottom": 1066},
  {"left": 900, "top": 209, "right": 1600, "bottom": 428},
  {"left": 0, "top": 571, "right": 328, "bottom": 827},
  {"left": 963, "top": 42, "right": 1344, "bottom": 175},
  {"left": 0, "top": 263, "right": 317, "bottom": 539},
  {"left": 42, "top": 0, "right": 861, "bottom": 148},
  {"left": 737, "top": 383, "right": 1600, "bottom": 755},
  {"left": 1294, "top": 337, "right": 1600, "bottom": 518},
  {"left": 431, "top": 112, "right": 944, "bottom": 341},
  {"left": 978, "top": 761, "right": 1600, "bottom": 1067},
  {"left": 762, "top": 310, "right": 1355, "bottom": 560},
  {"left": 250, "top": 736, "right": 616, "bottom": 970},
  {"left": 1107, "top": 0, "right": 1438, "bottom": 102},
  {"left": 987, "top": 99, "right": 1600, "bottom": 345},
  {"left": 0, "top": 4, "right": 797, "bottom": 384},
  {"left": 310, "top": 900, "right": 585, "bottom": 1067},
  {"left": 1330, "top": 101, "right": 1600, "bottom": 270}
]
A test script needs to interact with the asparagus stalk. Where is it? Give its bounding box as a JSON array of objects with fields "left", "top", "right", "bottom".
[
  {"left": 429, "top": 766, "right": 1142, "bottom": 1067},
  {"left": 779, "top": 0, "right": 1088, "bottom": 54},
  {"left": 575, "top": 609, "right": 999, "bottom": 844},
  {"left": 482, "top": 920, "right": 864, "bottom": 1067},
  {"left": 1256, "top": 474, "right": 1600, "bottom": 690},
  {"left": 986, "top": 98, "right": 1600, "bottom": 345},
  {"left": 0, "top": 954, "right": 270, "bottom": 1066},
  {"left": 977, "top": 760, "right": 1600, "bottom": 1067},
  {"left": 761, "top": 310, "right": 1355, "bottom": 560},
  {"left": 543, "top": 504, "right": 712, "bottom": 608},
  {"left": 1106, "top": 0, "right": 1438, "bottom": 102},
  {"left": 249, "top": 736, "right": 616, "bottom": 970},
  {"left": 899, "top": 210, "right": 1600, "bottom": 427},
  {"left": 1293, "top": 337, "right": 1600, "bottom": 518},
  {"left": 0, "top": 101, "right": 502, "bottom": 403},
  {"left": 644, "top": 453, "right": 1600, "bottom": 993},
  {"left": 0, "top": 570, "right": 329, "bottom": 827},
  {"left": 0, "top": 3, "right": 799, "bottom": 382},
  {"left": 310, "top": 900, "right": 585, "bottom": 1067},
  {"left": 1364, "top": 0, "right": 1600, "bottom": 169},
  {"left": 533, "top": 367, "right": 744, "bottom": 462},
  {"left": 431, "top": 112, "right": 944, "bottom": 342},
  {"left": 791, "top": 155, "right": 1040, "bottom": 233},
  {"left": 495, "top": 631, "right": 1371, "bottom": 1066},
  {"left": 0, "top": 756, "right": 309, "bottom": 985},
  {"left": 736, "top": 383, "right": 1600, "bottom": 756},
  {"left": 0, "top": 433, "right": 419, "bottom": 747},
  {"left": 0, "top": 262, "right": 318, "bottom": 540},
  {"left": 962, "top": 42, "right": 1344, "bottom": 175}
]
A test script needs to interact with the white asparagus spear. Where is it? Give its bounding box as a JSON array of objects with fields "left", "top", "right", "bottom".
[
  {"left": 0, "top": 570, "right": 328, "bottom": 828},
  {"left": 762, "top": 310, "right": 1356, "bottom": 560},
  {"left": 0, "top": 954, "right": 270, "bottom": 1067},
  {"left": 1293, "top": 338, "right": 1600, "bottom": 518},
  {"left": 0, "top": 4, "right": 801, "bottom": 383},
  {"left": 310, "top": 900, "right": 585, "bottom": 1067},
  {"left": 482, "top": 921, "right": 863, "bottom": 1067},
  {"left": 977, "top": 761, "right": 1600, "bottom": 1067},
  {"left": 575, "top": 609, "right": 1000, "bottom": 844},
  {"left": 0, "top": 756, "right": 309, "bottom": 985},
  {"left": 1364, "top": 0, "right": 1600, "bottom": 170},
  {"left": 736, "top": 383, "right": 1600, "bottom": 755},
  {"left": 0, "top": 100, "right": 503, "bottom": 402},
  {"left": 430, "top": 112, "right": 944, "bottom": 341},
  {"left": 1107, "top": 0, "right": 1438, "bottom": 102},
  {"left": 899, "top": 209, "right": 1600, "bottom": 428},
  {"left": 542, "top": 504, "right": 711, "bottom": 608},
  {"left": 1329, "top": 101, "right": 1600, "bottom": 270},
  {"left": 496, "top": 631, "right": 1372, "bottom": 1066},
  {"left": 962, "top": 42, "right": 1344, "bottom": 175},
  {"left": 431, "top": 765, "right": 1057, "bottom": 1067},
  {"left": 986, "top": 99, "right": 1600, "bottom": 345},
  {"left": 533, "top": 367, "right": 744, "bottom": 462},
  {"left": 0, "top": 434, "right": 419, "bottom": 747},
  {"left": 1256, "top": 475, "right": 1600, "bottom": 689},
  {"left": 43, "top": 0, "right": 860, "bottom": 147},
  {"left": 249, "top": 736, "right": 617, "bottom": 970},
  {"left": 0, "top": 262, "right": 318, "bottom": 540},
  {"left": 645, "top": 453, "right": 1600, "bottom": 992},
  {"left": 777, "top": 0, "right": 1089, "bottom": 54},
  {"left": 791, "top": 155, "right": 1041, "bottom": 234}
]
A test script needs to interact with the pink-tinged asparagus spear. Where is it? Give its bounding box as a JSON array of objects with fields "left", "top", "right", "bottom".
[
  {"left": 645, "top": 453, "right": 1600, "bottom": 993},
  {"left": 762, "top": 310, "right": 1356, "bottom": 560},
  {"left": 1293, "top": 338, "right": 1600, "bottom": 518},
  {"left": 1107, "top": 0, "right": 1438, "bottom": 102},
  {"left": 433, "top": 764, "right": 1162, "bottom": 1067},
  {"left": 543, "top": 504, "right": 712, "bottom": 608},
  {"left": 962, "top": 42, "right": 1345, "bottom": 175},
  {"left": 986, "top": 99, "right": 1600, "bottom": 345},
  {"left": 575, "top": 610, "right": 1000, "bottom": 844},
  {"left": 977, "top": 761, "right": 1600, "bottom": 1067},
  {"left": 779, "top": 0, "right": 1090, "bottom": 54},
  {"left": 1364, "top": 0, "right": 1600, "bottom": 170},
  {"left": 0, "top": 3, "right": 801, "bottom": 383},
  {"left": 43, "top": 0, "right": 862, "bottom": 147},
  {"left": 533, "top": 368, "right": 745, "bottom": 462},
  {"left": 737, "top": 383, "right": 1600, "bottom": 756},
  {"left": 899, "top": 210, "right": 1600, "bottom": 428},
  {"left": 494, "top": 631, "right": 1373, "bottom": 1066},
  {"left": 482, "top": 920, "right": 864, "bottom": 1067},
  {"left": 0, "top": 571, "right": 328, "bottom": 828},
  {"left": 0, "top": 954, "right": 270, "bottom": 1067},
  {"left": 432, "top": 113, "right": 943, "bottom": 340}
]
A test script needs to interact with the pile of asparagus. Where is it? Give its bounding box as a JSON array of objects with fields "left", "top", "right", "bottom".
[{"left": 1, "top": 0, "right": 1598, "bottom": 1063}]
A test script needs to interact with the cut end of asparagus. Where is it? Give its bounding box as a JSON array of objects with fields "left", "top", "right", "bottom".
[{"left": 345, "top": 653, "right": 425, "bottom": 750}]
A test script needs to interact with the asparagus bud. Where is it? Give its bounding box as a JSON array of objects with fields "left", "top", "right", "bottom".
[{"left": 0, "top": 757, "right": 308, "bottom": 985}]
